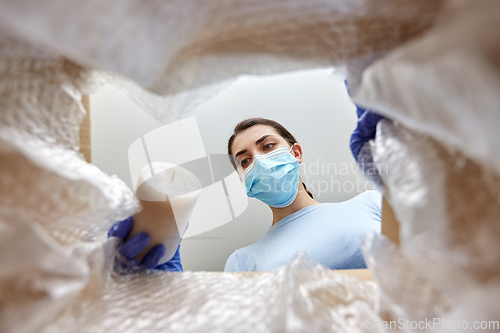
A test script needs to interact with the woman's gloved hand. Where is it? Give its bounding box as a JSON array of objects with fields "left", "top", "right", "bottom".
[
  {"left": 108, "top": 217, "right": 167, "bottom": 269},
  {"left": 345, "top": 80, "right": 386, "bottom": 190},
  {"left": 345, "top": 80, "right": 384, "bottom": 161},
  {"left": 350, "top": 109, "right": 384, "bottom": 161}
]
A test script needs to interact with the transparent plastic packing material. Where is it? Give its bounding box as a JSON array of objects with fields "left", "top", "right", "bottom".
[
  {"left": 352, "top": 0, "right": 500, "bottom": 330},
  {"left": 0, "top": 0, "right": 440, "bottom": 123},
  {"left": 1, "top": 0, "right": 499, "bottom": 332}
]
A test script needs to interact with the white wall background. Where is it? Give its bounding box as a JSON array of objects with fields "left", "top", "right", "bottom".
[{"left": 91, "top": 69, "right": 373, "bottom": 271}]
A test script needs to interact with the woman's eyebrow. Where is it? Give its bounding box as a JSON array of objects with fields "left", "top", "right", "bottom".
[
  {"left": 235, "top": 134, "right": 276, "bottom": 158},
  {"left": 255, "top": 134, "right": 275, "bottom": 145},
  {"left": 234, "top": 149, "right": 247, "bottom": 159}
]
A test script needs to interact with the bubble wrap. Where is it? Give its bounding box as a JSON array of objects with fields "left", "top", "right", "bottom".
[
  {"left": 349, "top": 1, "right": 500, "bottom": 328},
  {"left": 39, "top": 252, "right": 379, "bottom": 333},
  {"left": 362, "top": 120, "right": 500, "bottom": 331},
  {"left": 0, "top": 0, "right": 439, "bottom": 122},
  {"left": 0, "top": 31, "right": 140, "bottom": 247},
  {"left": 349, "top": 0, "right": 500, "bottom": 176}
]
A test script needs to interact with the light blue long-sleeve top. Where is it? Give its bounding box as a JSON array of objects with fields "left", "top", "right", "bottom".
[{"left": 224, "top": 190, "right": 382, "bottom": 272}]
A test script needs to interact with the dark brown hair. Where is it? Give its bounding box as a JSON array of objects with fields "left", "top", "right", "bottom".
[{"left": 227, "top": 117, "right": 313, "bottom": 199}]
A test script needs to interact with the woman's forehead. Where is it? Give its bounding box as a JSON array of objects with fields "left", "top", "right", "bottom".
[{"left": 232, "top": 125, "right": 281, "bottom": 152}]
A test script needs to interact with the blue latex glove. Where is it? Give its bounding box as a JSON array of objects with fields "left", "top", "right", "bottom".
[
  {"left": 345, "top": 81, "right": 384, "bottom": 161},
  {"left": 155, "top": 243, "right": 183, "bottom": 271},
  {"left": 108, "top": 217, "right": 183, "bottom": 271},
  {"left": 350, "top": 110, "right": 384, "bottom": 160}
]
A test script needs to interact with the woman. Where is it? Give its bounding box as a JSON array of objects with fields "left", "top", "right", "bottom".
[
  {"left": 110, "top": 117, "right": 382, "bottom": 272},
  {"left": 224, "top": 118, "right": 382, "bottom": 271}
]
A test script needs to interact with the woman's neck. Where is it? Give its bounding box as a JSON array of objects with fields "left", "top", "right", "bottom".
[{"left": 270, "top": 183, "right": 321, "bottom": 226}]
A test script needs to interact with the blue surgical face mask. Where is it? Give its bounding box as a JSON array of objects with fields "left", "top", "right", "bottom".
[{"left": 240, "top": 145, "right": 300, "bottom": 208}]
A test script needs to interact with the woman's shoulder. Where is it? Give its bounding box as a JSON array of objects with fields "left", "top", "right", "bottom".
[
  {"left": 324, "top": 190, "right": 382, "bottom": 206},
  {"left": 224, "top": 250, "right": 243, "bottom": 272},
  {"left": 328, "top": 190, "right": 382, "bottom": 214},
  {"left": 348, "top": 190, "right": 382, "bottom": 214},
  {"left": 355, "top": 190, "right": 382, "bottom": 202},
  {"left": 224, "top": 243, "right": 260, "bottom": 272}
]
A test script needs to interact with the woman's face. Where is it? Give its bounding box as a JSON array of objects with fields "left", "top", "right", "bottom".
[{"left": 231, "top": 124, "right": 293, "bottom": 176}]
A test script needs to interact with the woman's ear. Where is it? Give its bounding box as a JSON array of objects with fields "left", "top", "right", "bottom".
[{"left": 291, "top": 143, "right": 303, "bottom": 164}]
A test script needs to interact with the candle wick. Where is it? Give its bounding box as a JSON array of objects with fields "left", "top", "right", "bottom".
[{"left": 171, "top": 170, "right": 175, "bottom": 181}]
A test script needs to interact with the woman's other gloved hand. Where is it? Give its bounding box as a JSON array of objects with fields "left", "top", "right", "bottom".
[
  {"left": 345, "top": 80, "right": 386, "bottom": 190},
  {"left": 108, "top": 217, "right": 166, "bottom": 270},
  {"left": 350, "top": 109, "right": 384, "bottom": 161},
  {"left": 345, "top": 80, "right": 384, "bottom": 161}
]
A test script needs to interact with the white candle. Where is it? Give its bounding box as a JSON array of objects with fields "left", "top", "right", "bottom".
[{"left": 129, "top": 162, "right": 201, "bottom": 265}]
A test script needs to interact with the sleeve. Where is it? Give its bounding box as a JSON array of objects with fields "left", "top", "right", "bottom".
[
  {"left": 224, "top": 251, "right": 243, "bottom": 272},
  {"left": 155, "top": 243, "right": 183, "bottom": 272}
]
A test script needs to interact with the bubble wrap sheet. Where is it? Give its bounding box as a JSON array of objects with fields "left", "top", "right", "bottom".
[
  {"left": 0, "top": 0, "right": 439, "bottom": 123},
  {"left": 363, "top": 121, "right": 500, "bottom": 330},
  {"left": 4, "top": 0, "right": 500, "bottom": 332},
  {"left": 43, "top": 252, "right": 380, "bottom": 333},
  {"left": 0, "top": 31, "right": 140, "bottom": 246},
  {"left": 349, "top": 0, "right": 500, "bottom": 176},
  {"left": 353, "top": 1, "right": 500, "bottom": 331}
]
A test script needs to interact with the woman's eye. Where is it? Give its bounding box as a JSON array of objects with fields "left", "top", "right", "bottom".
[
  {"left": 263, "top": 143, "right": 275, "bottom": 151},
  {"left": 241, "top": 158, "right": 249, "bottom": 167}
]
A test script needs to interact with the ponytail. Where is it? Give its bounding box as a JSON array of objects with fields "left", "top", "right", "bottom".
[{"left": 302, "top": 181, "right": 313, "bottom": 199}]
